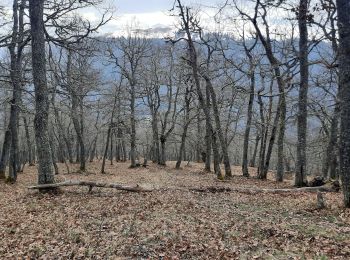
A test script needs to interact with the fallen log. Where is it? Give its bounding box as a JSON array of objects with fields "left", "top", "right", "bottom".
[
  {"left": 28, "top": 180, "right": 153, "bottom": 192},
  {"left": 189, "top": 184, "right": 339, "bottom": 194},
  {"left": 28, "top": 180, "right": 340, "bottom": 194}
]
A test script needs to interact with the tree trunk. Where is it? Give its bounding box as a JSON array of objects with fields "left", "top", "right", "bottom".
[
  {"left": 49, "top": 129, "right": 59, "bottom": 175},
  {"left": 205, "top": 78, "right": 232, "bottom": 178},
  {"left": 101, "top": 126, "right": 111, "bottom": 174},
  {"left": 295, "top": 0, "right": 309, "bottom": 187},
  {"left": 130, "top": 84, "right": 137, "bottom": 168},
  {"left": 175, "top": 117, "right": 190, "bottom": 169},
  {"left": 323, "top": 104, "right": 340, "bottom": 179},
  {"left": 249, "top": 134, "right": 260, "bottom": 167},
  {"left": 89, "top": 135, "right": 98, "bottom": 162},
  {"left": 242, "top": 70, "right": 255, "bottom": 177},
  {"left": 204, "top": 85, "right": 212, "bottom": 172},
  {"left": 7, "top": 0, "right": 25, "bottom": 183},
  {"left": 110, "top": 129, "right": 114, "bottom": 165},
  {"left": 151, "top": 113, "right": 160, "bottom": 164},
  {"left": 276, "top": 92, "right": 286, "bottom": 182},
  {"left": 159, "top": 135, "right": 166, "bottom": 166},
  {"left": 23, "top": 116, "right": 34, "bottom": 166},
  {"left": 0, "top": 130, "right": 11, "bottom": 179},
  {"left": 336, "top": 0, "right": 350, "bottom": 207},
  {"left": 257, "top": 92, "right": 266, "bottom": 178},
  {"left": 196, "top": 109, "right": 202, "bottom": 163},
  {"left": 29, "top": 0, "right": 55, "bottom": 186}
]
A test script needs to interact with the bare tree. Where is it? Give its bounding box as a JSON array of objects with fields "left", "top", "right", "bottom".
[
  {"left": 173, "top": 0, "right": 223, "bottom": 179},
  {"left": 108, "top": 32, "right": 150, "bottom": 168}
]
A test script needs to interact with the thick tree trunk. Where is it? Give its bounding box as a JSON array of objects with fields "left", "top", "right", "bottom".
[
  {"left": 0, "top": 130, "right": 11, "bottom": 179},
  {"left": 7, "top": 0, "right": 25, "bottom": 183},
  {"left": 7, "top": 77, "right": 21, "bottom": 183},
  {"left": 29, "top": 0, "right": 55, "bottom": 186},
  {"left": 337, "top": 0, "right": 350, "bottom": 207},
  {"left": 295, "top": 0, "right": 309, "bottom": 187}
]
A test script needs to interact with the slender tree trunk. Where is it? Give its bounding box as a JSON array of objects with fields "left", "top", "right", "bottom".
[
  {"left": 205, "top": 78, "right": 232, "bottom": 178},
  {"left": 71, "top": 94, "right": 85, "bottom": 171},
  {"left": 110, "top": 129, "right": 114, "bottom": 165},
  {"left": 337, "top": 0, "right": 350, "bottom": 207},
  {"left": 276, "top": 92, "right": 286, "bottom": 182},
  {"left": 196, "top": 109, "right": 202, "bottom": 163},
  {"left": 295, "top": 0, "right": 309, "bottom": 187},
  {"left": 242, "top": 70, "right": 255, "bottom": 177},
  {"left": 151, "top": 114, "right": 160, "bottom": 163},
  {"left": 204, "top": 84, "right": 211, "bottom": 171},
  {"left": 49, "top": 129, "right": 59, "bottom": 175},
  {"left": 23, "top": 116, "right": 34, "bottom": 166},
  {"left": 250, "top": 134, "right": 260, "bottom": 167},
  {"left": 323, "top": 104, "right": 340, "bottom": 179},
  {"left": 29, "top": 0, "right": 55, "bottom": 186},
  {"left": 130, "top": 84, "right": 137, "bottom": 168},
  {"left": 177, "top": 1, "right": 222, "bottom": 179},
  {"left": 175, "top": 118, "right": 190, "bottom": 169},
  {"left": 89, "top": 135, "right": 97, "bottom": 162},
  {"left": 101, "top": 126, "right": 111, "bottom": 174},
  {"left": 159, "top": 135, "right": 166, "bottom": 166}
]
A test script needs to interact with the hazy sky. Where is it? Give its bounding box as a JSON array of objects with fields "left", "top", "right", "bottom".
[
  {"left": 1, "top": 0, "right": 224, "bottom": 37},
  {"left": 102, "top": 0, "right": 222, "bottom": 36}
]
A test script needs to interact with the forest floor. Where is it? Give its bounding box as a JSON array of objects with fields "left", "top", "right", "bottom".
[{"left": 1, "top": 161, "right": 350, "bottom": 259}]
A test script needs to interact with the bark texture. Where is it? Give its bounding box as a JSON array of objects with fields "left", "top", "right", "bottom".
[
  {"left": 295, "top": 0, "right": 309, "bottom": 187},
  {"left": 29, "top": 0, "right": 55, "bottom": 185},
  {"left": 337, "top": 0, "right": 350, "bottom": 207}
]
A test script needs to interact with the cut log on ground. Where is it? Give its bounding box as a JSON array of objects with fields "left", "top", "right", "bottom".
[{"left": 28, "top": 180, "right": 153, "bottom": 192}]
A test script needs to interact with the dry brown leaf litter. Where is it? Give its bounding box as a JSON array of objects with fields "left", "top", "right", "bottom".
[{"left": 0, "top": 161, "right": 349, "bottom": 259}]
